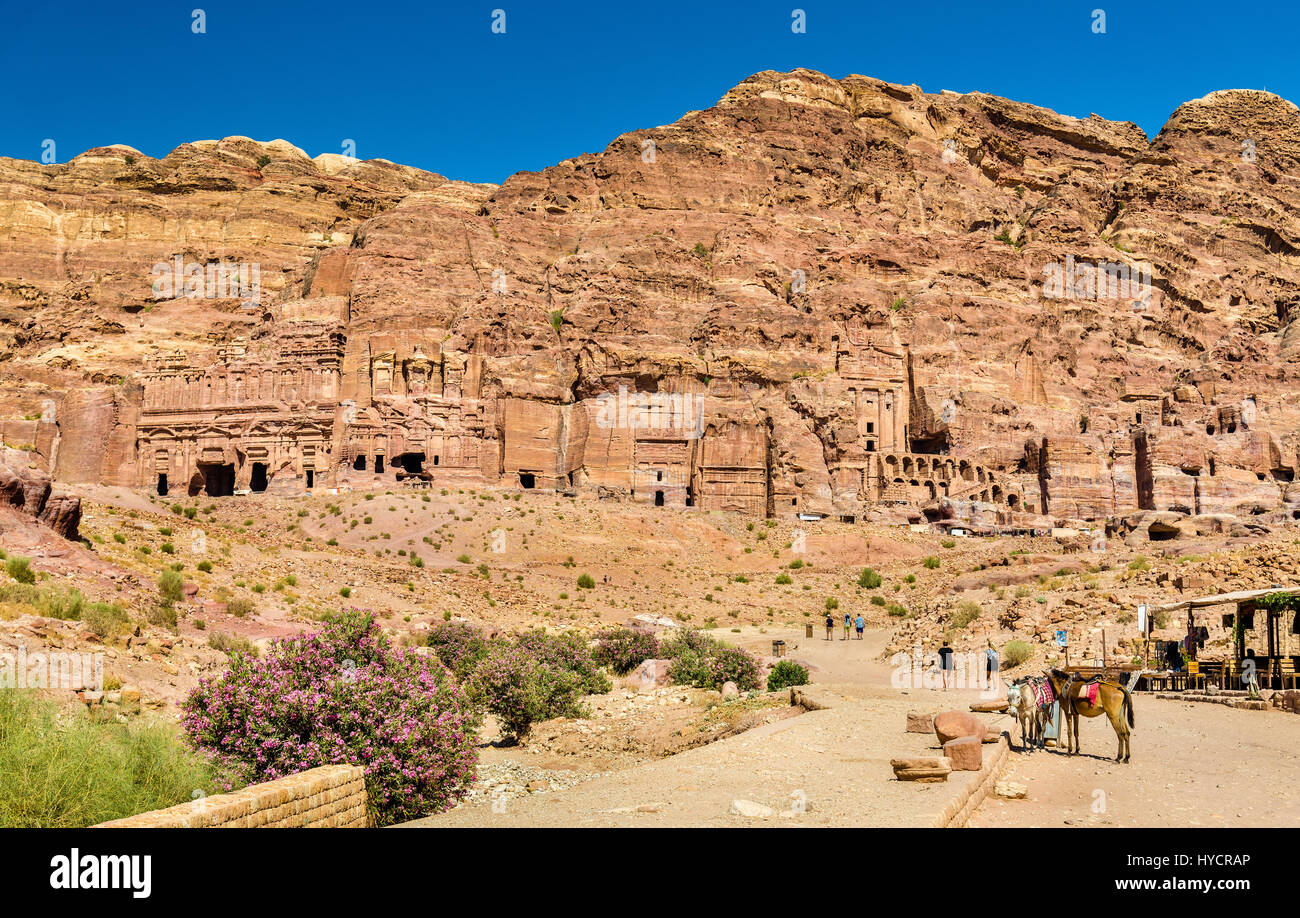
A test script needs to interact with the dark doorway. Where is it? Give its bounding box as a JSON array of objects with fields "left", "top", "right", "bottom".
[
  {"left": 199, "top": 463, "right": 235, "bottom": 497},
  {"left": 398, "top": 453, "right": 425, "bottom": 474},
  {"left": 156, "top": 474, "right": 168, "bottom": 496},
  {"left": 305, "top": 470, "right": 315, "bottom": 489},
  {"left": 353, "top": 455, "right": 367, "bottom": 471},
  {"left": 654, "top": 490, "right": 665, "bottom": 506},
  {"left": 374, "top": 456, "right": 384, "bottom": 474},
  {"left": 519, "top": 472, "right": 535, "bottom": 489},
  {"left": 250, "top": 463, "right": 268, "bottom": 493},
  {"left": 1133, "top": 433, "right": 1155, "bottom": 510},
  {"left": 433, "top": 455, "right": 439, "bottom": 466}
]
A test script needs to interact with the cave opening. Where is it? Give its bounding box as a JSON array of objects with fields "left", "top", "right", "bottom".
[
  {"left": 198, "top": 463, "right": 235, "bottom": 498},
  {"left": 1133, "top": 433, "right": 1155, "bottom": 510},
  {"left": 353, "top": 455, "right": 367, "bottom": 471},
  {"left": 654, "top": 490, "right": 665, "bottom": 506},
  {"left": 250, "top": 462, "right": 268, "bottom": 493},
  {"left": 305, "top": 469, "right": 315, "bottom": 489},
  {"left": 156, "top": 474, "right": 168, "bottom": 497},
  {"left": 397, "top": 452, "right": 425, "bottom": 474},
  {"left": 374, "top": 456, "right": 384, "bottom": 474},
  {"left": 519, "top": 472, "right": 535, "bottom": 489}
]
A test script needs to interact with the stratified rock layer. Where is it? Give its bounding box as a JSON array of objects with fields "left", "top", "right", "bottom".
[{"left": 3, "top": 72, "right": 1299, "bottom": 528}]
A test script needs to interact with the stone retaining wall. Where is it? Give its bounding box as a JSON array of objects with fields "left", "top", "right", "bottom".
[
  {"left": 933, "top": 734, "right": 1011, "bottom": 828},
  {"left": 95, "top": 765, "right": 368, "bottom": 828}
]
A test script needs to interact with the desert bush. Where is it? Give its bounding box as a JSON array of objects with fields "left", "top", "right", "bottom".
[
  {"left": 426, "top": 621, "right": 489, "bottom": 681},
  {"left": 951, "top": 600, "right": 981, "bottom": 629},
  {"left": 4, "top": 556, "right": 35, "bottom": 585},
  {"left": 181, "top": 612, "right": 478, "bottom": 826},
  {"left": 870, "top": 595, "right": 887, "bottom": 607},
  {"left": 593, "top": 627, "right": 659, "bottom": 675},
  {"left": 158, "top": 569, "right": 184, "bottom": 606},
  {"left": 513, "top": 628, "right": 610, "bottom": 695},
  {"left": 81, "top": 601, "right": 129, "bottom": 639},
  {"left": 767, "top": 660, "right": 809, "bottom": 692},
  {"left": 922, "top": 556, "right": 941, "bottom": 570},
  {"left": 208, "top": 632, "right": 259, "bottom": 658},
  {"left": 666, "top": 632, "right": 760, "bottom": 692},
  {"left": 1002, "top": 640, "right": 1032, "bottom": 667},
  {"left": 0, "top": 690, "right": 227, "bottom": 827},
  {"left": 775, "top": 573, "right": 793, "bottom": 585},
  {"left": 467, "top": 642, "right": 585, "bottom": 741},
  {"left": 577, "top": 573, "right": 595, "bottom": 589},
  {"left": 857, "top": 567, "right": 882, "bottom": 589}
]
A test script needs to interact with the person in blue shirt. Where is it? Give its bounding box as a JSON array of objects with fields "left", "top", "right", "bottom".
[
  {"left": 843, "top": 611, "right": 851, "bottom": 641},
  {"left": 854, "top": 614, "right": 865, "bottom": 639}
]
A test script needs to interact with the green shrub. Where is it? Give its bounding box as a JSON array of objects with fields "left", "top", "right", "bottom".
[
  {"left": 857, "top": 567, "right": 882, "bottom": 589},
  {"left": 593, "top": 627, "right": 659, "bottom": 675},
  {"left": 1003, "top": 640, "right": 1032, "bottom": 667},
  {"left": 950, "top": 600, "right": 981, "bottom": 629},
  {"left": 775, "top": 573, "right": 793, "bottom": 585},
  {"left": 158, "top": 569, "right": 184, "bottom": 606},
  {"left": 468, "top": 643, "right": 584, "bottom": 742},
  {"left": 767, "top": 660, "right": 810, "bottom": 692},
  {"left": 4, "top": 556, "right": 35, "bottom": 585},
  {"left": 197, "top": 561, "right": 213, "bottom": 573},
  {"left": 870, "top": 595, "right": 887, "bottom": 607},
  {"left": 208, "top": 632, "right": 259, "bottom": 658},
  {"left": 225, "top": 598, "right": 255, "bottom": 618},
  {"left": 426, "top": 622, "right": 489, "bottom": 682},
  {"left": 0, "top": 690, "right": 230, "bottom": 827},
  {"left": 577, "top": 573, "right": 595, "bottom": 589},
  {"left": 922, "top": 556, "right": 940, "bottom": 570}
]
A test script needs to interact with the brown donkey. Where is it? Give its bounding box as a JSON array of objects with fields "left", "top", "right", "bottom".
[{"left": 1046, "top": 669, "right": 1134, "bottom": 763}]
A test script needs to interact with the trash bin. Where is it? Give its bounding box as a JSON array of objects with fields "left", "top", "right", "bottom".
[
  {"left": 805, "top": 623, "right": 814, "bottom": 638},
  {"left": 772, "top": 640, "right": 786, "bottom": 657}
]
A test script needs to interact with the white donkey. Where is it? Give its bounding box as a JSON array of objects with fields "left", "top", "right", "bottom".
[{"left": 1006, "top": 677, "right": 1051, "bottom": 753}]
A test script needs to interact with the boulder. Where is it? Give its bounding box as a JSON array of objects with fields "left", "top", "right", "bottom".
[
  {"left": 628, "top": 658, "right": 672, "bottom": 690},
  {"left": 905, "top": 711, "right": 935, "bottom": 733},
  {"left": 934, "top": 710, "right": 1000, "bottom": 744},
  {"left": 891, "top": 756, "right": 951, "bottom": 782},
  {"left": 942, "top": 735, "right": 982, "bottom": 771},
  {"left": 721, "top": 681, "right": 739, "bottom": 699},
  {"left": 994, "top": 780, "right": 1028, "bottom": 799}
]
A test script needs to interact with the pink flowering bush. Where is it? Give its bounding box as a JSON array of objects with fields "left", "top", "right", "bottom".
[
  {"left": 594, "top": 627, "right": 660, "bottom": 675},
  {"left": 467, "top": 641, "right": 587, "bottom": 742},
  {"left": 665, "top": 632, "right": 761, "bottom": 691},
  {"left": 180, "top": 612, "right": 478, "bottom": 826}
]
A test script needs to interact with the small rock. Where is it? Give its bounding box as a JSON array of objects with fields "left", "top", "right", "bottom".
[
  {"left": 721, "top": 681, "right": 739, "bottom": 699},
  {"left": 994, "top": 780, "right": 1028, "bottom": 799},
  {"left": 728, "top": 798, "right": 774, "bottom": 819}
]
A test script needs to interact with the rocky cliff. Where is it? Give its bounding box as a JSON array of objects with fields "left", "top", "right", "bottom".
[{"left": 3, "top": 70, "right": 1299, "bottom": 532}]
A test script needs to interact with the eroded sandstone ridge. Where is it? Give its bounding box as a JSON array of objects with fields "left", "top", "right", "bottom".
[{"left": 3, "top": 71, "right": 1300, "bottom": 533}]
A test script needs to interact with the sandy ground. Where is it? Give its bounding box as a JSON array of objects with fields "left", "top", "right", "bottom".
[{"left": 972, "top": 695, "right": 1300, "bottom": 827}]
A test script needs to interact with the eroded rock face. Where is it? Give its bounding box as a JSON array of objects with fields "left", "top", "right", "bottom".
[
  {"left": 4, "top": 72, "right": 1300, "bottom": 526},
  {"left": 0, "top": 447, "right": 80, "bottom": 539}
]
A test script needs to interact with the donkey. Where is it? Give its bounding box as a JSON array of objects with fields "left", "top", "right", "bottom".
[
  {"left": 1046, "top": 669, "right": 1134, "bottom": 763},
  {"left": 1007, "top": 677, "right": 1051, "bottom": 752}
]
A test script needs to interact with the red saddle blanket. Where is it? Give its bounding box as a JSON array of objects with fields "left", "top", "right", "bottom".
[
  {"left": 1074, "top": 681, "right": 1100, "bottom": 706},
  {"left": 1029, "top": 678, "right": 1054, "bottom": 710}
]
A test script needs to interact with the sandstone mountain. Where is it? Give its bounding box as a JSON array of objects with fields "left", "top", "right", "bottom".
[{"left": 2, "top": 69, "right": 1299, "bottom": 536}]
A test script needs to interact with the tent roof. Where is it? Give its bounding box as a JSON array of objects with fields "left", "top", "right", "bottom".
[{"left": 1153, "top": 585, "right": 1297, "bottom": 613}]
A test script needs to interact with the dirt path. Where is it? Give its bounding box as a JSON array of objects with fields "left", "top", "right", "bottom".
[
  {"left": 971, "top": 696, "right": 1300, "bottom": 827},
  {"left": 400, "top": 626, "right": 1009, "bottom": 827}
]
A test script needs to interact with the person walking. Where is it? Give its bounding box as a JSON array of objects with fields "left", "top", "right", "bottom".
[
  {"left": 843, "top": 611, "right": 851, "bottom": 641},
  {"left": 824, "top": 611, "right": 834, "bottom": 641},
  {"left": 854, "top": 614, "right": 865, "bottom": 640},
  {"left": 938, "top": 642, "right": 954, "bottom": 691},
  {"left": 984, "top": 640, "right": 999, "bottom": 687}
]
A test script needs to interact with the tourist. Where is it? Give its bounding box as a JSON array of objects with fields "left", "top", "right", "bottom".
[
  {"left": 938, "top": 643, "right": 954, "bottom": 690},
  {"left": 984, "top": 640, "right": 999, "bottom": 684},
  {"left": 824, "top": 611, "right": 834, "bottom": 641},
  {"left": 843, "top": 611, "right": 851, "bottom": 641},
  {"left": 854, "top": 613, "right": 865, "bottom": 639}
]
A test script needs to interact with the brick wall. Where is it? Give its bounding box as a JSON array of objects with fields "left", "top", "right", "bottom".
[{"left": 94, "top": 765, "right": 368, "bottom": 828}]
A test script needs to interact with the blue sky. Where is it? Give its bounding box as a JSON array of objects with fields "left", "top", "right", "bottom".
[{"left": 2, "top": 0, "right": 1295, "bottom": 184}]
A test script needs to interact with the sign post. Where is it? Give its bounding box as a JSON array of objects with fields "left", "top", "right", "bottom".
[{"left": 1056, "top": 630, "right": 1069, "bottom": 669}]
